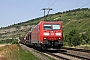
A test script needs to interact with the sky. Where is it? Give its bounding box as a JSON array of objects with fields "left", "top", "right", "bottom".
[{"left": 0, "top": 0, "right": 90, "bottom": 27}]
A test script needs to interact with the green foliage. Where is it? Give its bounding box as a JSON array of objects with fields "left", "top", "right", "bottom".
[
  {"left": 64, "top": 30, "right": 80, "bottom": 46},
  {"left": 80, "top": 34, "right": 90, "bottom": 45},
  {"left": 12, "top": 39, "right": 18, "bottom": 44},
  {"left": 64, "top": 29, "right": 90, "bottom": 46},
  {"left": 0, "top": 39, "right": 18, "bottom": 44},
  {"left": 19, "top": 46, "right": 40, "bottom": 60}
]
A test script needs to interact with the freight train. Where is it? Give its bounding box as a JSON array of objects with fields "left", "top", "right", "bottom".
[{"left": 19, "top": 21, "right": 63, "bottom": 50}]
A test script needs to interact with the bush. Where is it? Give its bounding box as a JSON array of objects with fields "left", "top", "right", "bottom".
[
  {"left": 0, "top": 39, "right": 18, "bottom": 44},
  {"left": 12, "top": 39, "right": 18, "bottom": 44},
  {"left": 64, "top": 30, "right": 81, "bottom": 46}
]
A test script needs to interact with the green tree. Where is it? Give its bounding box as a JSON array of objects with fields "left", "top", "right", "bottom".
[
  {"left": 64, "top": 30, "right": 81, "bottom": 46},
  {"left": 71, "top": 33, "right": 81, "bottom": 46}
]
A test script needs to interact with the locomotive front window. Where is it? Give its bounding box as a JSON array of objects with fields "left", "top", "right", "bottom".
[
  {"left": 44, "top": 24, "right": 60, "bottom": 30},
  {"left": 44, "top": 24, "right": 52, "bottom": 30},
  {"left": 52, "top": 24, "right": 60, "bottom": 30}
]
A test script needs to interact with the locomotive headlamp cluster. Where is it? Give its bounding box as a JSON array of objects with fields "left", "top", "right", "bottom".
[
  {"left": 59, "top": 38, "right": 61, "bottom": 39},
  {"left": 55, "top": 33, "right": 61, "bottom": 36},
  {"left": 44, "top": 38, "right": 47, "bottom": 39},
  {"left": 44, "top": 32, "right": 49, "bottom": 36},
  {"left": 24, "top": 38, "right": 26, "bottom": 40}
]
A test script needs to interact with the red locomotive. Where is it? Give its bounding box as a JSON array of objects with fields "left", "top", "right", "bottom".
[{"left": 20, "top": 21, "right": 63, "bottom": 49}]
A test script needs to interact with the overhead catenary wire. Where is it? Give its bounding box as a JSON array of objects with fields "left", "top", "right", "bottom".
[
  {"left": 42, "top": 0, "right": 58, "bottom": 14},
  {"left": 48, "top": 0, "right": 58, "bottom": 13},
  {"left": 36, "top": 0, "right": 53, "bottom": 20},
  {"left": 80, "top": 1, "right": 90, "bottom": 8},
  {"left": 71, "top": 0, "right": 84, "bottom": 9},
  {"left": 33, "top": 0, "right": 57, "bottom": 19},
  {"left": 30, "top": 0, "right": 43, "bottom": 18},
  {"left": 48, "top": 0, "right": 51, "bottom": 6},
  {"left": 38, "top": 0, "right": 51, "bottom": 17},
  {"left": 31, "top": 0, "right": 90, "bottom": 20},
  {"left": 71, "top": 0, "right": 90, "bottom": 9},
  {"left": 49, "top": 0, "right": 57, "bottom": 8},
  {"left": 45, "top": 0, "right": 51, "bottom": 8},
  {"left": 41, "top": 0, "right": 58, "bottom": 20}
]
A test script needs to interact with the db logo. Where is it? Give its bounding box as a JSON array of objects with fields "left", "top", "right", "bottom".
[{"left": 51, "top": 33, "right": 54, "bottom": 35}]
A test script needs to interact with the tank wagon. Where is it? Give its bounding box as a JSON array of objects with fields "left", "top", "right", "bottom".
[{"left": 20, "top": 21, "right": 63, "bottom": 49}]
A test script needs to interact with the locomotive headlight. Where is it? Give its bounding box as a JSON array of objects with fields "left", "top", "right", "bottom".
[
  {"left": 44, "top": 38, "right": 47, "bottom": 39},
  {"left": 59, "top": 38, "right": 61, "bottom": 39},
  {"left": 24, "top": 38, "right": 26, "bottom": 40},
  {"left": 56, "top": 33, "right": 61, "bottom": 36},
  {"left": 44, "top": 33, "right": 49, "bottom": 36}
]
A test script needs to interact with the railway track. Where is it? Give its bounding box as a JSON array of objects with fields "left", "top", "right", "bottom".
[
  {"left": 61, "top": 47, "right": 90, "bottom": 53},
  {"left": 58, "top": 51, "right": 90, "bottom": 60},
  {"left": 20, "top": 44, "right": 90, "bottom": 60},
  {"left": 44, "top": 52, "right": 69, "bottom": 60},
  {"left": 43, "top": 47, "right": 90, "bottom": 60},
  {"left": 44, "top": 50, "right": 90, "bottom": 60}
]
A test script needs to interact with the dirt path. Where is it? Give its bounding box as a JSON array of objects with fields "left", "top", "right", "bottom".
[
  {"left": 0, "top": 44, "right": 6, "bottom": 47},
  {"left": 0, "top": 44, "right": 11, "bottom": 47}
]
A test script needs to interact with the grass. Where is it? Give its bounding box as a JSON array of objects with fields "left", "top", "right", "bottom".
[
  {"left": 64, "top": 45, "right": 90, "bottom": 50},
  {"left": 76, "top": 45, "right": 90, "bottom": 50},
  {"left": 19, "top": 46, "right": 41, "bottom": 60},
  {"left": 0, "top": 44, "right": 19, "bottom": 60},
  {"left": 0, "top": 44, "right": 41, "bottom": 60}
]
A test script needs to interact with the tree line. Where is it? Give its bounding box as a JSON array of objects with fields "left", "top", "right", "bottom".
[{"left": 64, "top": 30, "right": 90, "bottom": 46}]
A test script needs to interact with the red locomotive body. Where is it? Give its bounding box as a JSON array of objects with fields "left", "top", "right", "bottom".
[
  {"left": 31, "top": 21, "right": 63, "bottom": 49},
  {"left": 20, "top": 21, "right": 63, "bottom": 49}
]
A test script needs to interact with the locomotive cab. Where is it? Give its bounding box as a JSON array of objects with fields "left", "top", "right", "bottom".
[
  {"left": 42, "top": 21, "right": 63, "bottom": 49},
  {"left": 30, "top": 21, "right": 63, "bottom": 49}
]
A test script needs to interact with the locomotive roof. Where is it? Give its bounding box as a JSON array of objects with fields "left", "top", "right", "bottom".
[{"left": 39, "top": 21, "right": 62, "bottom": 24}]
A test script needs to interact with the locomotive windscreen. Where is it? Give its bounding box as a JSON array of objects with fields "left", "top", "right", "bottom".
[{"left": 44, "top": 24, "right": 60, "bottom": 30}]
